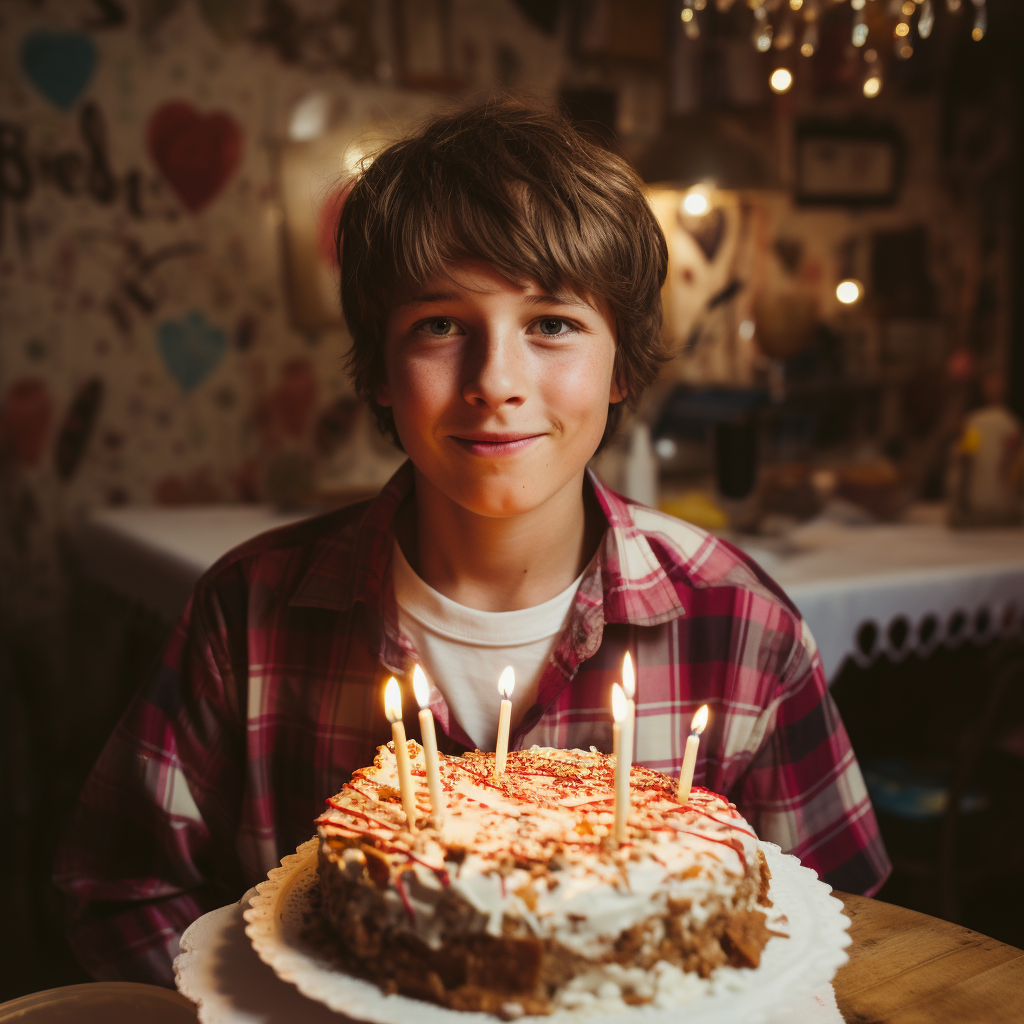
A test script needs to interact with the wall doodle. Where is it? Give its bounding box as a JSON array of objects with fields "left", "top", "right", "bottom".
[
  {"left": 0, "top": 378, "right": 53, "bottom": 469},
  {"left": 146, "top": 101, "right": 243, "bottom": 212},
  {"left": 20, "top": 31, "right": 98, "bottom": 111},
  {"left": 54, "top": 377, "right": 104, "bottom": 481},
  {"left": 157, "top": 310, "right": 227, "bottom": 391}
]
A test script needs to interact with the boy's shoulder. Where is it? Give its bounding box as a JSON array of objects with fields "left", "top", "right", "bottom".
[
  {"left": 599, "top": 480, "right": 799, "bottom": 614},
  {"left": 194, "top": 498, "right": 374, "bottom": 607}
]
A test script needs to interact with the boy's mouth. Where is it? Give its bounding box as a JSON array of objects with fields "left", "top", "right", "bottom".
[{"left": 450, "top": 432, "right": 544, "bottom": 457}]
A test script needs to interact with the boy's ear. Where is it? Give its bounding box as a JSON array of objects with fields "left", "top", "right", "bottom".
[
  {"left": 609, "top": 375, "right": 625, "bottom": 404},
  {"left": 375, "top": 381, "right": 393, "bottom": 407}
]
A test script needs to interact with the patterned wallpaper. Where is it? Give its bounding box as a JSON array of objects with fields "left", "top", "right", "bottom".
[{"left": 0, "top": 0, "right": 563, "bottom": 626}]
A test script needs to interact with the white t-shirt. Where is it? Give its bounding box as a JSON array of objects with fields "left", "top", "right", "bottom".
[{"left": 392, "top": 541, "right": 584, "bottom": 750}]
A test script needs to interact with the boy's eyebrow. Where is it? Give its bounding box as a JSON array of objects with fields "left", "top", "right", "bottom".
[{"left": 398, "top": 291, "right": 594, "bottom": 309}]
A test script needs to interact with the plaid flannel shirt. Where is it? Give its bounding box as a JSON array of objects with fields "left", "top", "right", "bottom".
[{"left": 54, "top": 461, "right": 890, "bottom": 984}]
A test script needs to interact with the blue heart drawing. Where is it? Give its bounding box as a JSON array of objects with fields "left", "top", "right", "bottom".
[
  {"left": 20, "top": 30, "right": 97, "bottom": 111},
  {"left": 157, "top": 311, "right": 227, "bottom": 392}
]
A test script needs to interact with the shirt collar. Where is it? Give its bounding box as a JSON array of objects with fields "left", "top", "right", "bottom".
[{"left": 289, "top": 459, "right": 688, "bottom": 637}]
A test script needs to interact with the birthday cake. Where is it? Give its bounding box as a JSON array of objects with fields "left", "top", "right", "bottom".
[{"left": 316, "top": 743, "right": 777, "bottom": 1017}]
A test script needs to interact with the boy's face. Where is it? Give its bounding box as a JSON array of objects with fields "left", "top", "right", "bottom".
[{"left": 378, "top": 261, "right": 622, "bottom": 520}]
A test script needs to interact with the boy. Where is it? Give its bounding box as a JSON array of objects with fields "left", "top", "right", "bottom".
[{"left": 55, "top": 99, "right": 889, "bottom": 984}]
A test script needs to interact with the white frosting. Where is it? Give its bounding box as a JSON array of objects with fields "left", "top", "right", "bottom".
[{"left": 317, "top": 744, "right": 766, "bottom": 963}]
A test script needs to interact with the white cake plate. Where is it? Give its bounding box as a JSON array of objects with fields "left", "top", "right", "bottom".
[{"left": 175, "top": 838, "right": 849, "bottom": 1024}]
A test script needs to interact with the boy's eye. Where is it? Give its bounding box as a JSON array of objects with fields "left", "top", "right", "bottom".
[
  {"left": 423, "top": 318, "right": 455, "bottom": 336},
  {"left": 537, "top": 318, "right": 570, "bottom": 336}
]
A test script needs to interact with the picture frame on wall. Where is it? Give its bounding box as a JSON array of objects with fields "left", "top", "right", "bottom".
[
  {"left": 795, "top": 121, "right": 903, "bottom": 206},
  {"left": 393, "top": 0, "right": 463, "bottom": 91}
]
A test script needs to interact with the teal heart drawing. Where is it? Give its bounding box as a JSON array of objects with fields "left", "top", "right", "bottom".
[
  {"left": 157, "top": 311, "right": 226, "bottom": 392},
  {"left": 20, "top": 30, "right": 97, "bottom": 111}
]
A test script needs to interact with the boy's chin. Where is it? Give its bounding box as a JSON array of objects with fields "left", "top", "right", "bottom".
[{"left": 433, "top": 474, "right": 582, "bottom": 521}]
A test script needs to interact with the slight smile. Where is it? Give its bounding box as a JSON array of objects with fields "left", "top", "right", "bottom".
[{"left": 450, "top": 433, "right": 545, "bottom": 457}]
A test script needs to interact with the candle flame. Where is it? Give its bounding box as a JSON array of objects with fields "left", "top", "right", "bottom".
[
  {"left": 384, "top": 676, "right": 403, "bottom": 724},
  {"left": 412, "top": 664, "right": 430, "bottom": 709},
  {"left": 691, "top": 704, "right": 709, "bottom": 735},
  {"left": 612, "top": 682, "right": 627, "bottom": 723},
  {"left": 621, "top": 652, "right": 635, "bottom": 699},
  {"left": 498, "top": 665, "right": 515, "bottom": 700}
]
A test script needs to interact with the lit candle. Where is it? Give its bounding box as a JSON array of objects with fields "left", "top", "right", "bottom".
[
  {"left": 677, "top": 704, "right": 710, "bottom": 805},
  {"left": 621, "top": 651, "right": 636, "bottom": 748},
  {"left": 411, "top": 665, "right": 444, "bottom": 824},
  {"left": 613, "top": 677, "right": 633, "bottom": 844},
  {"left": 611, "top": 682, "right": 624, "bottom": 763},
  {"left": 383, "top": 676, "right": 418, "bottom": 830},
  {"left": 495, "top": 666, "right": 515, "bottom": 774}
]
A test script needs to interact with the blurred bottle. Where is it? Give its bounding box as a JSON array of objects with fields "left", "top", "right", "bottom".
[{"left": 623, "top": 422, "right": 658, "bottom": 507}]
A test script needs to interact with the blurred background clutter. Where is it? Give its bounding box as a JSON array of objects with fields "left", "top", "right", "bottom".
[{"left": 2, "top": 0, "right": 1024, "bottom": 1001}]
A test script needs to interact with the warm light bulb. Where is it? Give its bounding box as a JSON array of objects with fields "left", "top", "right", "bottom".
[
  {"left": 769, "top": 67, "right": 793, "bottom": 93},
  {"left": 498, "top": 665, "right": 516, "bottom": 700},
  {"left": 681, "top": 183, "right": 711, "bottom": 216},
  {"left": 894, "top": 21, "right": 910, "bottom": 36},
  {"left": 863, "top": 75, "right": 882, "bottom": 97},
  {"left": 612, "top": 683, "right": 627, "bottom": 724},
  {"left": 384, "top": 677, "right": 403, "bottom": 723},
  {"left": 412, "top": 665, "right": 430, "bottom": 708},
  {"left": 690, "top": 704, "right": 709, "bottom": 735},
  {"left": 622, "top": 652, "right": 635, "bottom": 700},
  {"left": 681, "top": 7, "right": 693, "bottom": 21},
  {"left": 851, "top": 0, "right": 865, "bottom": 8},
  {"left": 901, "top": 0, "right": 916, "bottom": 14},
  {"left": 836, "top": 279, "right": 863, "bottom": 304},
  {"left": 789, "top": 0, "right": 802, "bottom": 8},
  {"left": 971, "top": 25, "right": 984, "bottom": 41}
]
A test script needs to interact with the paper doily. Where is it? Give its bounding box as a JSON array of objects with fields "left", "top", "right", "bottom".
[{"left": 228, "top": 837, "right": 849, "bottom": 1024}]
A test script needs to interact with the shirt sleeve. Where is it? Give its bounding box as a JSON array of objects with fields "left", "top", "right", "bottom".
[
  {"left": 735, "top": 623, "right": 892, "bottom": 897},
  {"left": 52, "top": 581, "right": 247, "bottom": 985}
]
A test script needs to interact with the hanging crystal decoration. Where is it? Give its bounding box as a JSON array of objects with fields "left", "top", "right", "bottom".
[
  {"left": 852, "top": 8, "right": 869, "bottom": 46},
  {"left": 971, "top": 0, "right": 986, "bottom": 41},
  {"left": 918, "top": 0, "right": 935, "bottom": 37},
  {"left": 800, "top": 18, "right": 818, "bottom": 56},
  {"left": 752, "top": 4, "right": 773, "bottom": 51}
]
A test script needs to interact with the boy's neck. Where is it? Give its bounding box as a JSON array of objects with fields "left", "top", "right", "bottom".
[{"left": 397, "top": 467, "right": 602, "bottom": 612}]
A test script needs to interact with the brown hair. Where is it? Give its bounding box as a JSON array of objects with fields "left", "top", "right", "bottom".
[{"left": 336, "top": 97, "right": 669, "bottom": 449}]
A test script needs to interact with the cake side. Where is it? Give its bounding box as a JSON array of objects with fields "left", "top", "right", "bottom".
[{"left": 316, "top": 744, "right": 775, "bottom": 1015}]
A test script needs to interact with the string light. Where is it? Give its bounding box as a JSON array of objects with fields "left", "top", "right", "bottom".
[
  {"left": 836, "top": 280, "right": 863, "bottom": 304},
  {"left": 681, "top": 183, "right": 712, "bottom": 216},
  {"left": 790, "top": 0, "right": 803, "bottom": 9},
  {"left": 894, "top": 21, "right": 910, "bottom": 35},
  {"left": 800, "top": 20, "right": 818, "bottom": 56},
  {"left": 901, "top": 1, "right": 916, "bottom": 15},
  {"left": 770, "top": 67, "right": 794, "bottom": 93},
  {"left": 863, "top": 73, "right": 882, "bottom": 97}
]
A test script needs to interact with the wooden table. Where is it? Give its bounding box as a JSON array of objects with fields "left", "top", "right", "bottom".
[{"left": 834, "top": 892, "right": 1024, "bottom": 1023}]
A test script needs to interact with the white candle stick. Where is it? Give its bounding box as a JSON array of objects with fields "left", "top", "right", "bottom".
[
  {"left": 611, "top": 683, "right": 624, "bottom": 763},
  {"left": 383, "top": 676, "right": 418, "bottom": 830},
  {"left": 412, "top": 665, "right": 444, "bottom": 823},
  {"left": 495, "top": 666, "right": 515, "bottom": 774},
  {"left": 621, "top": 651, "right": 636, "bottom": 751},
  {"left": 677, "top": 704, "right": 710, "bottom": 805},
  {"left": 612, "top": 679, "right": 633, "bottom": 844}
]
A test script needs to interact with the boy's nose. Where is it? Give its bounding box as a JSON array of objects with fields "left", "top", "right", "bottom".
[{"left": 461, "top": 333, "right": 528, "bottom": 410}]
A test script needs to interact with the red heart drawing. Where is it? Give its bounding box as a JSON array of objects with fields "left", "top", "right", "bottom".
[{"left": 146, "top": 101, "right": 243, "bottom": 212}]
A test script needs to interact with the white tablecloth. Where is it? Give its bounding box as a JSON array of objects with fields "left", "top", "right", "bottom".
[
  {"left": 740, "top": 504, "right": 1024, "bottom": 679},
  {"left": 75, "top": 502, "right": 1024, "bottom": 680},
  {"left": 76, "top": 505, "right": 309, "bottom": 621}
]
